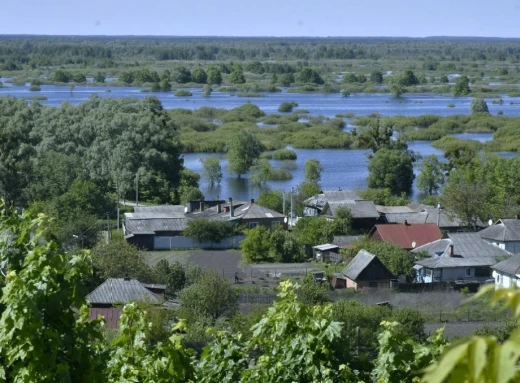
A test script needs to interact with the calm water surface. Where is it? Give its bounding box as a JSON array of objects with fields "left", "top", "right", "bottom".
[{"left": 0, "top": 83, "right": 516, "bottom": 201}]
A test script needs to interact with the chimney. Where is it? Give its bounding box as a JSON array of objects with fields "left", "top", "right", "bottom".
[
  {"left": 250, "top": 198, "right": 255, "bottom": 204},
  {"left": 217, "top": 204, "right": 222, "bottom": 213},
  {"left": 404, "top": 220, "right": 409, "bottom": 226},
  {"left": 448, "top": 245, "right": 454, "bottom": 257},
  {"left": 224, "top": 206, "right": 230, "bottom": 213},
  {"left": 199, "top": 201, "right": 204, "bottom": 212},
  {"left": 124, "top": 276, "right": 131, "bottom": 281},
  {"left": 229, "top": 197, "right": 234, "bottom": 217}
]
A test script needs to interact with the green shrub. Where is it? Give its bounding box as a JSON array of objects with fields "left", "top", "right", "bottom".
[
  {"left": 272, "top": 149, "right": 297, "bottom": 160},
  {"left": 175, "top": 89, "right": 193, "bottom": 97},
  {"left": 278, "top": 101, "right": 299, "bottom": 113},
  {"left": 29, "top": 85, "right": 41, "bottom": 91}
]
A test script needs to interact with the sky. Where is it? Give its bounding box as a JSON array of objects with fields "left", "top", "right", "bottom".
[{"left": 2, "top": 0, "right": 520, "bottom": 37}]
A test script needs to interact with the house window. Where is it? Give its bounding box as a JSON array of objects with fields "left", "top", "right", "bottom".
[
  {"left": 248, "top": 222, "right": 259, "bottom": 229},
  {"left": 271, "top": 221, "right": 280, "bottom": 229},
  {"left": 465, "top": 268, "right": 471, "bottom": 277},
  {"left": 497, "top": 274, "right": 501, "bottom": 284},
  {"left": 475, "top": 267, "right": 491, "bottom": 277}
]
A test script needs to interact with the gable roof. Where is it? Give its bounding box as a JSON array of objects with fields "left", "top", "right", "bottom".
[
  {"left": 378, "top": 204, "right": 467, "bottom": 228},
  {"left": 304, "top": 190, "right": 380, "bottom": 219},
  {"left": 332, "top": 235, "right": 361, "bottom": 248},
  {"left": 413, "top": 232, "right": 511, "bottom": 269},
  {"left": 479, "top": 219, "right": 520, "bottom": 242},
  {"left": 341, "top": 249, "right": 394, "bottom": 281},
  {"left": 492, "top": 255, "right": 520, "bottom": 275},
  {"left": 87, "top": 278, "right": 164, "bottom": 305},
  {"left": 125, "top": 205, "right": 188, "bottom": 235},
  {"left": 371, "top": 223, "right": 442, "bottom": 249},
  {"left": 186, "top": 200, "right": 285, "bottom": 221}
]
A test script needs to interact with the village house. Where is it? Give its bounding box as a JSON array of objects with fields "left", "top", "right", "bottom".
[
  {"left": 303, "top": 190, "right": 380, "bottom": 230},
  {"left": 491, "top": 255, "right": 520, "bottom": 289},
  {"left": 332, "top": 249, "right": 395, "bottom": 289},
  {"left": 377, "top": 203, "right": 475, "bottom": 233},
  {"left": 86, "top": 278, "right": 166, "bottom": 328},
  {"left": 479, "top": 218, "right": 520, "bottom": 254},
  {"left": 369, "top": 222, "right": 443, "bottom": 250},
  {"left": 413, "top": 233, "right": 511, "bottom": 284},
  {"left": 124, "top": 198, "right": 286, "bottom": 250}
]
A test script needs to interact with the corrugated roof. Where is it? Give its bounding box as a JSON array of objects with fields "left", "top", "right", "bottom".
[
  {"left": 87, "top": 278, "right": 163, "bottom": 305},
  {"left": 341, "top": 249, "right": 376, "bottom": 280},
  {"left": 332, "top": 235, "right": 360, "bottom": 247},
  {"left": 305, "top": 190, "right": 379, "bottom": 219},
  {"left": 241, "top": 203, "right": 285, "bottom": 219},
  {"left": 413, "top": 232, "right": 511, "bottom": 269},
  {"left": 479, "top": 219, "right": 520, "bottom": 242},
  {"left": 376, "top": 205, "right": 415, "bottom": 214},
  {"left": 125, "top": 217, "right": 189, "bottom": 234},
  {"left": 133, "top": 205, "right": 186, "bottom": 216},
  {"left": 372, "top": 223, "right": 442, "bottom": 249},
  {"left": 313, "top": 244, "right": 339, "bottom": 251},
  {"left": 328, "top": 201, "right": 380, "bottom": 219},
  {"left": 492, "top": 255, "right": 520, "bottom": 275}
]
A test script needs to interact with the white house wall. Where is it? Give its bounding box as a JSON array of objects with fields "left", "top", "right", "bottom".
[
  {"left": 492, "top": 270, "right": 520, "bottom": 289},
  {"left": 483, "top": 239, "right": 520, "bottom": 254}
]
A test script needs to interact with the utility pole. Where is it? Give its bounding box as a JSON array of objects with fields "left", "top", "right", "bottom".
[
  {"left": 107, "top": 213, "right": 110, "bottom": 242},
  {"left": 290, "top": 187, "right": 294, "bottom": 226},
  {"left": 282, "top": 190, "right": 286, "bottom": 215},
  {"left": 135, "top": 171, "right": 139, "bottom": 206}
]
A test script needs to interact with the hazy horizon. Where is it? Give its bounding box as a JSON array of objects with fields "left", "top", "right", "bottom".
[{"left": 3, "top": 0, "right": 520, "bottom": 38}]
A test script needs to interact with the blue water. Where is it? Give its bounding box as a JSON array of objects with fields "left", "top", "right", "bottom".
[{"left": 0, "top": 83, "right": 515, "bottom": 201}]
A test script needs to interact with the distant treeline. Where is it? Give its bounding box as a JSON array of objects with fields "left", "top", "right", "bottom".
[{"left": 2, "top": 35, "right": 520, "bottom": 69}]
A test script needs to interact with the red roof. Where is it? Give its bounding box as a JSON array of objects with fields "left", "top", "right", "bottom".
[
  {"left": 89, "top": 307, "right": 123, "bottom": 329},
  {"left": 371, "top": 223, "right": 442, "bottom": 250}
]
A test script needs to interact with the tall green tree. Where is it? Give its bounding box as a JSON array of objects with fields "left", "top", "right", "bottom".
[
  {"left": 304, "top": 158, "right": 323, "bottom": 184},
  {"left": 229, "top": 68, "right": 246, "bottom": 84},
  {"left": 368, "top": 149, "right": 415, "bottom": 194},
  {"left": 200, "top": 156, "right": 223, "bottom": 186},
  {"left": 226, "top": 130, "right": 264, "bottom": 178},
  {"left": 191, "top": 68, "right": 208, "bottom": 84},
  {"left": 370, "top": 70, "right": 384, "bottom": 84},
  {"left": 470, "top": 97, "right": 489, "bottom": 114},
  {"left": 453, "top": 74, "right": 471, "bottom": 96},
  {"left": 207, "top": 67, "right": 223, "bottom": 85},
  {"left": 417, "top": 155, "right": 445, "bottom": 195},
  {"left": 172, "top": 66, "right": 192, "bottom": 83},
  {"left": 299, "top": 67, "right": 324, "bottom": 84}
]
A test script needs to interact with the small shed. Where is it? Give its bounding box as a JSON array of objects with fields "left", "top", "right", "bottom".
[
  {"left": 312, "top": 244, "right": 340, "bottom": 262},
  {"left": 339, "top": 249, "right": 395, "bottom": 290}
]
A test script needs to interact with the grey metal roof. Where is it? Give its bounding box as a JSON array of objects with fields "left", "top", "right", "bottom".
[
  {"left": 241, "top": 203, "right": 285, "bottom": 219},
  {"left": 379, "top": 204, "right": 464, "bottom": 227},
  {"left": 479, "top": 219, "right": 520, "bottom": 242},
  {"left": 87, "top": 278, "right": 163, "bottom": 305},
  {"left": 132, "top": 205, "right": 186, "bottom": 216},
  {"left": 341, "top": 249, "right": 376, "bottom": 280},
  {"left": 328, "top": 201, "right": 380, "bottom": 219},
  {"left": 332, "top": 235, "right": 360, "bottom": 247},
  {"left": 376, "top": 205, "right": 415, "bottom": 214},
  {"left": 305, "top": 190, "right": 379, "bottom": 219},
  {"left": 492, "top": 255, "right": 520, "bottom": 275},
  {"left": 125, "top": 217, "right": 189, "bottom": 234},
  {"left": 413, "top": 232, "right": 511, "bottom": 269},
  {"left": 313, "top": 244, "right": 339, "bottom": 251},
  {"left": 186, "top": 201, "right": 285, "bottom": 221}
]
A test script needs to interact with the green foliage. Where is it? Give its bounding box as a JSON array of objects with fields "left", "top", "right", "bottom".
[
  {"left": 175, "top": 89, "right": 193, "bottom": 96},
  {"left": 349, "top": 237, "right": 415, "bottom": 277},
  {"left": 277, "top": 101, "right": 298, "bottom": 112},
  {"left": 304, "top": 158, "right": 324, "bottom": 184},
  {"left": 207, "top": 67, "right": 223, "bottom": 85},
  {"left": 173, "top": 66, "right": 192, "bottom": 83},
  {"left": 106, "top": 303, "right": 195, "bottom": 382},
  {"left": 200, "top": 156, "right": 223, "bottom": 186},
  {"left": 292, "top": 216, "right": 351, "bottom": 246},
  {"left": 240, "top": 225, "right": 275, "bottom": 263},
  {"left": 453, "top": 74, "right": 471, "bottom": 96},
  {"left": 471, "top": 97, "right": 489, "bottom": 114},
  {"left": 354, "top": 118, "right": 407, "bottom": 153},
  {"left": 90, "top": 238, "right": 154, "bottom": 283},
  {"left": 94, "top": 71, "right": 105, "bottom": 83},
  {"left": 178, "top": 269, "right": 238, "bottom": 321},
  {"left": 257, "top": 189, "right": 284, "bottom": 213},
  {"left": 299, "top": 67, "right": 324, "bottom": 84},
  {"left": 417, "top": 155, "right": 445, "bottom": 195},
  {"left": 183, "top": 219, "right": 237, "bottom": 243},
  {"left": 272, "top": 148, "right": 297, "bottom": 160},
  {"left": 373, "top": 322, "right": 446, "bottom": 383},
  {"left": 357, "top": 188, "right": 410, "bottom": 206},
  {"left": 368, "top": 149, "right": 415, "bottom": 194},
  {"left": 299, "top": 274, "right": 330, "bottom": 305},
  {"left": 226, "top": 130, "right": 264, "bottom": 178},
  {"left": 370, "top": 70, "right": 384, "bottom": 84},
  {"left": 153, "top": 260, "right": 187, "bottom": 297},
  {"left": 249, "top": 159, "right": 292, "bottom": 186},
  {"left": 191, "top": 68, "right": 207, "bottom": 84},
  {"left": 229, "top": 68, "right": 246, "bottom": 84},
  {"left": 0, "top": 208, "right": 107, "bottom": 382}
]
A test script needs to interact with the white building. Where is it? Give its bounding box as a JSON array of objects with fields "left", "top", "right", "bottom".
[
  {"left": 479, "top": 219, "right": 520, "bottom": 254},
  {"left": 491, "top": 255, "right": 520, "bottom": 289}
]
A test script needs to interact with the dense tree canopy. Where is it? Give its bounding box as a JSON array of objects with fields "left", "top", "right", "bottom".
[{"left": 368, "top": 149, "right": 415, "bottom": 194}]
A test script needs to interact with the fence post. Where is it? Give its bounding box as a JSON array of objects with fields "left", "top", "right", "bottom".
[{"left": 356, "top": 327, "right": 360, "bottom": 357}]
